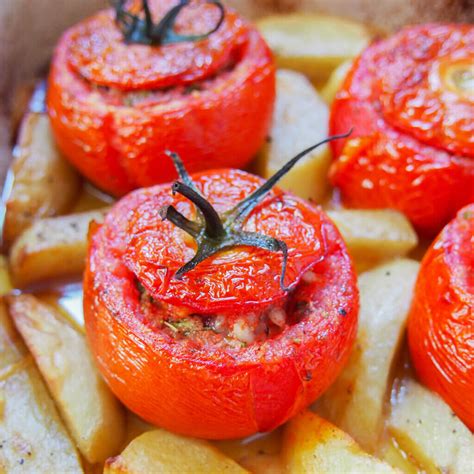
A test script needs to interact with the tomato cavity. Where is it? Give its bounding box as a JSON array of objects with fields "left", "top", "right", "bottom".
[{"left": 135, "top": 269, "right": 322, "bottom": 349}]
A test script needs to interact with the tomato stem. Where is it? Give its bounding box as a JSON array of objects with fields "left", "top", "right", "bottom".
[
  {"left": 172, "top": 181, "right": 225, "bottom": 239},
  {"left": 159, "top": 205, "right": 201, "bottom": 238},
  {"left": 161, "top": 131, "right": 352, "bottom": 289},
  {"left": 112, "top": 0, "right": 225, "bottom": 46},
  {"left": 227, "top": 130, "right": 353, "bottom": 227}
]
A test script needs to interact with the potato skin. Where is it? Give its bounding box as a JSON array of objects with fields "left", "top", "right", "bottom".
[
  {"left": 408, "top": 204, "right": 474, "bottom": 430},
  {"left": 9, "top": 208, "right": 108, "bottom": 287},
  {"left": 3, "top": 113, "right": 81, "bottom": 248},
  {"left": 9, "top": 294, "right": 126, "bottom": 464},
  {"left": 83, "top": 172, "right": 358, "bottom": 439}
]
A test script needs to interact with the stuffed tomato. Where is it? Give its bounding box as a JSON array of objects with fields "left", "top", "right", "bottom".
[
  {"left": 47, "top": 0, "right": 275, "bottom": 196},
  {"left": 408, "top": 204, "right": 473, "bottom": 430},
  {"left": 84, "top": 139, "right": 358, "bottom": 439},
  {"left": 330, "top": 24, "right": 474, "bottom": 236}
]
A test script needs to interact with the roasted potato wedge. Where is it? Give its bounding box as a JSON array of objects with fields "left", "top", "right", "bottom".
[
  {"left": 0, "top": 300, "right": 83, "bottom": 473},
  {"left": 3, "top": 112, "right": 81, "bottom": 248},
  {"left": 321, "top": 60, "right": 353, "bottom": 104},
  {"left": 237, "top": 454, "right": 284, "bottom": 474},
  {"left": 125, "top": 413, "right": 155, "bottom": 446},
  {"left": 327, "top": 210, "right": 418, "bottom": 271},
  {"left": 316, "top": 259, "right": 420, "bottom": 451},
  {"left": 389, "top": 379, "right": 474, "bottom": 474},
  {"left": 255, "top": 69, "right": 331, "bottom": 203},
  {"left": 8, "top": 294, "right": 126, "bottom": 464},
  {"left": 282, "top": 411, "right": 397, "bottom": 473},
  {"left": 9, "top": 208, "right": 108, "bottom": 287},
  {"left": 0, "top": 256, "right": 12, "bottom": 295},
  {"left": 216, "top": 429, "right": 283, "bottom": 474},
  {"left": 380, "top": 437, "right": 421, "bottom": 474},
  {"left": 258, "top": 14, "right": 371, "bottom": 86},
  {"left": 10, "top": 79, "right": 39, "bottom": 135},
  {"left": 104, "top": 429, "right": 248, "bottom": 474}
]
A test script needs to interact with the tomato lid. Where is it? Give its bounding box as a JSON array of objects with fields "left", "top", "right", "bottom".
[
  {"left": 374, "top": 24, "right": 474, "bottom": 157},
  {"left": 121, "top": 136, "right": 350, "bottom": 315},
  {"left": 66, "top": 0, "right": 248, "bottom": 90},
  {"left": 124, "top": 169, "right": 325, "bottom": 315}
]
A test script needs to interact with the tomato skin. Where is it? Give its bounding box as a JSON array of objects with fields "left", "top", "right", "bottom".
[
  {"left": 408, "top": 204, "right": 474, "bottom": 429},
  {"left": 67, "top": 3, "right": 248, "bottom": 91},
  {"left": 83, "top": 171, "right": 358, "bottom": 439},
  {"left": 330, "top": 24, "right": 474, "bottom": 236},
  {"left": 47, "top": 4, "right": 275, "bottom": 197},
  {"left": 124, "top": 170, "right": 327, "bottom": 315}
]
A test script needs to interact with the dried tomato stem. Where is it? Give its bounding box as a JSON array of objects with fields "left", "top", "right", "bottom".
[
  {"left": 172, "top": 181, "right": 224, "bottom": 239},
  {"left": 159, "top": 205, "right": 201, "bottom": 238},
  {"left": 160, "top": 131, "right": 352, "bottom": 289},
  {"left": 165, "top": 151, "right": 196, "bottom": 190},
  {"left": 227, "top": 130, "right": 353, "bottom": 227},
  {"left": 113, "top": 0, "right": 225, "bottom": 46}
]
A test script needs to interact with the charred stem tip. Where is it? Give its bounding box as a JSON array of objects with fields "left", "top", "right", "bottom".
[
  {"left": 171, "top": 181, "right": 180, "bottom": 195},
  {"left": 158, "top": 205, "right": 170, "bottom": 220}
]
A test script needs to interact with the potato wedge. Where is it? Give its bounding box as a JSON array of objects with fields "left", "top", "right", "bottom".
[
  {"left": 0, "top": 300, "right": 83, "bottom": 473},
  {"left": 282, "top": 411, "right": 397, "bottom": 473},
  {"left": 10, "top": 79, "right": 39, "bottom": 136},
  {"left": 321, "top": 60, "right": 353, "bottom": 104},
  {"left": 125, "top": 413, "right": 155, "bottom": 446},
  {"left": 316, "top": 259, "right": 419, "bottom": 451},
  {"left": 237, "top": 454, "right": 284, "bottom": 474},
  {"left": 327, "top": 210, "right": 418, "bottom": 270},
  {"left": 9, "top": 294, "right": 126, "bottom": 464},
  {"left": 0, "top": 255, "right": 12, "bottom": 295},
  {"left": 258, "top": 14, "right": 371, "bottom": 86},
  {"left": 380, "top": 436, "right": 420, "bottom": 474},
  {"left": 216, "top": 429, "right": 283, "bottom": 474},
  {"left": 389, "top": 379, "right": 474, "bottom": 474},
  {"left": 105, "top": 429, "right": 248, "bottom": 474},
  {"left": 255, "top": 69, "right": 331, "bottom": 203},
  {"left": 3, "top": 111, "right": 81, "bottom": 247},
  {"left": 9, "top": 208, "right": 109, "bottom": 287},
  {"left": 72, "top": 185, "right": 115, "bottom": 213}
]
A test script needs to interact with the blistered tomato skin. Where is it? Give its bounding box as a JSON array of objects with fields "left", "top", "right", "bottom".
[
  {"left": 84, "top": 169, "right": 359, "bottom": 439},
  {"left": 124, "top": 171, "right": 327, "bottom": 315},
  {"left": 47, "top": 1, "right": 275, "bottom": 196},
  {"left": 408, "top": 204, "right": 474, "bottom": 430},
  {"left": 330, "top": 24, "right": 474, "bottom": 236}
]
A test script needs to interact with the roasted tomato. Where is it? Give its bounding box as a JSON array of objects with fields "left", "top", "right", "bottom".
[
  {"left": 47, "top": 0, "right": 275, "bottom": 196},
  {"left": 330, "top": 24, "right": 474, "bottom": 236},
  {"left": 408, "top": 204, "right": 473, "bottom": 429},
  {"left": 84, "top": 138, "right": 358, "bottom": 439}
]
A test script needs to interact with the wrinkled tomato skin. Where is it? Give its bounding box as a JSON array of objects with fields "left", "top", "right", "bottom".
[
  {"left": 408, "top": 204, "right": 473, "bottom": 429},
  {"left": 47, "top": 6, "right": 275, "bottom": 197},
  {"left": 83, "top": 172, "right": 358, "bottom": 439},
  {"left": 330, "top": 24, "right": 474, "bottom": 237}
]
